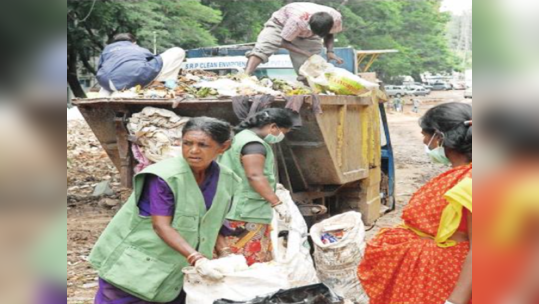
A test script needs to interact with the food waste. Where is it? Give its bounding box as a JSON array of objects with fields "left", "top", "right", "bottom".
[{"left": 107, "top": 69, "right": 313, "bottom": 99}]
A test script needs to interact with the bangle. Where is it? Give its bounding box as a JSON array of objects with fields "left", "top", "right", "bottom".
[
  {"left": 187, "top": 252, "right": 204, "bottom": 266},
  {"left": 190, "top": 255, "right": 204, "bottom": 266},
  {"left": 187, "top": 252, "right": 199, "bottom": 261}
]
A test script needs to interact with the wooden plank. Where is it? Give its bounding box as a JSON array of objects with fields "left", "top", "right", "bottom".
[
  {"left": 72, "top": 97, "right": 288, "bottom": 106},
  {"left": 72, "top": 95, "right": 373, "bottom": 107},
  {"left": 114, "top": 114, "right": 134, "bottom": 189}
]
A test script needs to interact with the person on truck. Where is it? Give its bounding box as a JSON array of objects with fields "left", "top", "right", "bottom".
[
  {"left": 219, "top": 108, "right": 295, "bottom": 266},
  {"left": 245, "top": 2, "right": 344, "bottom": 81},
  {"left": 96, "top": 33, "right": 186, "bottom": 97},
  {"left": 359, "top": 103, "right": 473, "bottom": 304},
  {"left": 89, "top": 117, "right": 241, "bottom": 304}
]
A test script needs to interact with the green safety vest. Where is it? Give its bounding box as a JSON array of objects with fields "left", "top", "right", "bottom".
[
  {"left": 89, "top": 156, "right": 240, "bottom": 303},
  {"left": 219, "top": 129, "right": 276, "bottom": 224}
]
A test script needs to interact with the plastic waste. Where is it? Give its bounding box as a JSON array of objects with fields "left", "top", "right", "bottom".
[
  {"left": 165, "top": 79, "right": 178, "bottom": 90},
  {"left": 310, "top": 212, "right": 369, "bottom": 303},
  {"left": 193, "top": 78, "right": 240, "bottom": 97},
  {"left": 213, "top": 283, "right": 344, "bottom": 304},
  {"left": 299, "top": 55, "right": 379, "bottom": 96},
  {"left": 183, "top": 185, "right": 318, "bottom": 304}
]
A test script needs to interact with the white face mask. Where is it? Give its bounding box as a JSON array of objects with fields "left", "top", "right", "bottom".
[
  {"left": 425, "top": 135, "right": 451, "bottom": 166},
  {"left": 264, "top": 131, "right": 285, "bottom": 145}
]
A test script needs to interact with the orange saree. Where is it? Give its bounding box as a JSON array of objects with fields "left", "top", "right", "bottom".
[{"left": 358, "top": 164, "right": 472, "bottom": 304}]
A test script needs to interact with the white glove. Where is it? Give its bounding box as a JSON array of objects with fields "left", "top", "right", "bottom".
[
  {"left": 445, "top": 301, "right": 456, "bottom": 304},
  {"left": 273, "top": 203, "right": 291, "bottom": 223},
  {"left": 194, "top": 258, "right": 224, "bottom": 281}
]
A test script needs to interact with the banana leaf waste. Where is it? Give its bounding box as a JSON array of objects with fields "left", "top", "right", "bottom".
[{"left": 213, "top": 284, "right": 344, "bottom": 304}]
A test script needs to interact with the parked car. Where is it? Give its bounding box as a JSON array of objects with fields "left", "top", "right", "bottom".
[
  {"left": 464, "top": 88, "right": 472, "bottom": 99},
  {"left": 451, "top": 82, "right": 467, "bottom": 90},
  {"left": 422, "top": 83, "right": 433, "bottom": 91},
  {"left": 385, "top": 85, "right": 408, "bottom": 97},
  {"left": 406, "top": 86, "right": 430, "bottom": 96},
  {"left": 408, "top": 84, "right": 431, "bottom": 93},
  {"left": 431, "top": 82, "right": 452, "bottom": 91}
]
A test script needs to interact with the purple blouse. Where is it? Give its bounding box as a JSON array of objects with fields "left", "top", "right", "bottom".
[
  {"left": 138, "top": 160, "right": 220, "bottom": 216},
  {"left": 95, "top": 162, "right": 220, "bottom": 304}
]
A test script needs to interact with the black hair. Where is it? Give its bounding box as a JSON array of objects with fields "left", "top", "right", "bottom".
[
  {"left": 113, "top": 33, "right": 137, "bottom": 43},
  {"left": 310, "top": 12, "right": 334, "bottom": 37},
  {"left": 235, "top": 108, "right": 294, "bottom": 133},
  {"left": 420, "top": 102, "right": 472, "bottom": 161},
  {"left": 182, "top": 117, "right": 233, "bottom": 145}
]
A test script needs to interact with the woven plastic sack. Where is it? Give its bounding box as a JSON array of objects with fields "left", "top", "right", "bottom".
[{"left": 310, "top": 212, "right": 369, "bottom": 303}]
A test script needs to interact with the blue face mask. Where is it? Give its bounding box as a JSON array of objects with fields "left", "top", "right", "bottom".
[{"left": 425, "top": 135, "right": 451, "bottom": 166}]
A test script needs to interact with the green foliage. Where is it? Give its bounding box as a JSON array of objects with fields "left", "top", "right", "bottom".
[
  {"left": 67, "top": 0, "right": 460, "bottom": 91},
  {"left": 68, "top": 0, "right": 221, "bottom": 54},
  {"left": 337, "top": 0, "right": 457, "bottom": 82},
  {"left": 202, "top": 0, "right": 284, "bottom": 45}
]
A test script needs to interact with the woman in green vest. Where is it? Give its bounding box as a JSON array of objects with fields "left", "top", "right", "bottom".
[
  {"left": 220, "top": 108, "right": 295, "bottom": 266},
  {"left": 89, "top": 117, "right": 241, "bottom": 304}
]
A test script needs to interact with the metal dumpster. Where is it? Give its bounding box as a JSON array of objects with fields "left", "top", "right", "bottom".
[{"left": 72, "top": 93, "right": 385, "bottom": 225}]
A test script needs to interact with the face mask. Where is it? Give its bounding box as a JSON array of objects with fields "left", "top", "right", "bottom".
[
  {"left": 425, "top": 136, "right": 451, "bottom": 166},
  {"left": 264, "top": 131, "right": 285, "bottom": 144}
]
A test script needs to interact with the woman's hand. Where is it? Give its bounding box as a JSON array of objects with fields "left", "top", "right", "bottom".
[
  {"left": 272, "top": 201, "right": 291, "bottom": 223},
  {"left": 195, "top": 258, "right": 225, "bottom": 281}
]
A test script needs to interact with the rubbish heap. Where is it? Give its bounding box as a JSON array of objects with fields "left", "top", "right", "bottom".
[
  {"left": 106, "top": 58, "right": 380, "bottom": 99},
  {"left": 110, "top": 69, "right": 313, "bottom": 99},
  {"left": 126, "top": 107, "right": 190, "bottom": 171}
]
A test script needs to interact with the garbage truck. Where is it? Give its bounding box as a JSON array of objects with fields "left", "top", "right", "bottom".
[{"left": 72, "top": 47, "right": 396, "bottom": 226}]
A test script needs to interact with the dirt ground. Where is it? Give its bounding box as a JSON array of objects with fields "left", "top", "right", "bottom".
[{"left": 67, "top": 90, "right": 468, "bottom": 303}]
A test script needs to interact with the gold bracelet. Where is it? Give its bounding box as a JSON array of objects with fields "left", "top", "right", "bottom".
[
  {"left": 187, "top": 252, "right": 199, "bottom": 261},
  {"left": 190, "top": 254, "right": 205, "bottom": 266},
  {"left": 187, "top": 252, "right": 203, "bottom": 266}
]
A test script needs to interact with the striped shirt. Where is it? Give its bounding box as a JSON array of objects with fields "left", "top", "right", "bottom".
[{"left": 272, "top": 3, "right": 343, "bottom": 41}]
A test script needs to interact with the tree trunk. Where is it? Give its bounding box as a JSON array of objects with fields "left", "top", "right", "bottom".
[
  {"left": 411, "top": 72, "right": 422, "bottom": 83},
  {"left": 67, "top": 47, "right": 87, "bottom": 98},
  {"left": 79, "top": 50, "right": 97, "bottom": 75}
]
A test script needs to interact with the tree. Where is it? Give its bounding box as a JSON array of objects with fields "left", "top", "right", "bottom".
[
  {"left": 67, "top": 0, "right": 221, "bottom": 98},
  {"left": 201, "top": 0, "right": 284, "bottom": 45},
  {"left": 447, "top": 11, "right": 472, "bottom": 70},
  {"left": 335, "top": 0, "right": 456, "bottom": 82},
  {"left": 67, "top": 0, "right": 460, "bottom": 95}
]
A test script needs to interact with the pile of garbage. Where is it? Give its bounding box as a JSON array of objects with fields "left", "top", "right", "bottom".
[
  {"left": 106, "top": 59, "right": 379, "bottom": 99},
  {"left": 67, "top": 120, "right": 129, "bottom": 207},
  {"left": 320, "top": 225, "right": 348, "bottom": 245},
  {"left": 311, "top": 212, "right": 369, "bottom": 303},
  {"left": 110, "top": 69, "right": 312, "bottom": 99},
  {"left": 126, "top": 107, "right": 190, "bottom": 169}
]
